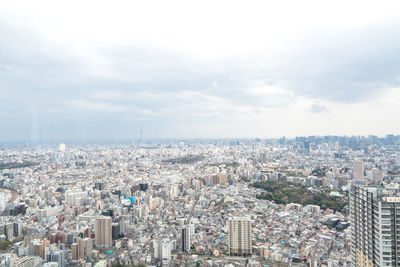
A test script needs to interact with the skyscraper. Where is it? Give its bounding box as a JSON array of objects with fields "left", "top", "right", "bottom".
[
  {"left": 13, "top": 222, "right": 24, "bottom": 238},
  {"left": 94, "top": 215, "right": 112, "bottom": 248},
  {"left": 227, "top": 217, "right": 252, "bottom": 256},
  {"left": 303, "top": 141, "right": 311, "bottom": 156},
  {"left": 181, "top": 225, "right": 194, "bottom": 252},
  {"left": 111, "top": 222, "right": 120, "bottom": 240},
  {"left": 350, "top": 185, "right": 400, "bottom": 266}
]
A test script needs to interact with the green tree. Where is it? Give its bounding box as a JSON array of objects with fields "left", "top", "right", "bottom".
[{"left": 0, "top": 241, "right": 11, "bottom": 250}]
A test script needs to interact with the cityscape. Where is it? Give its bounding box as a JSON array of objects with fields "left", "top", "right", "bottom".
[
  {"left": 2, "top": 1, "right": 400, "bottom": 267},
  {"left": 0, "top": 135, "right": 400, "bottom": 266}
]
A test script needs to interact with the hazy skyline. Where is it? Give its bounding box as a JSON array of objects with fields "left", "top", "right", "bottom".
[{"left": 1, "top": 1, "right": 400, "bottom": 141}]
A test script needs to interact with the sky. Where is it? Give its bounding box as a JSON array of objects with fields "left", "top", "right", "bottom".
[{"left": 1, "top": 0, "right": 400, "bottom": 141}]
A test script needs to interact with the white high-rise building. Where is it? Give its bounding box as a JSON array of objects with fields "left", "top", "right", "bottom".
[
  {"left": 65, "top": 191, "right": 87, "bottom": 206},
  {"left": 153, "top": 239, "right": 171, "bottom": 260},
  {"left": 227, "top": 217, "right": 252, "bottom": 256},
  {"left": 58, "top": 143, "right": 66, "bottom": 152},
  {"left": 169, "top": 184, "right": 179, "bottom": 200},
  {"left": 0, "top": 192, "right": 7, "bottom": 212}
]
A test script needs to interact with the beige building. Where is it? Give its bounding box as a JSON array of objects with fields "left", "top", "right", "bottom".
[
  {"left": 227, "top": 217, "right": 252, "bottom": 256},
  {"left": 94, "top": 215, "right": 112, "bottom": 248},
  {"left": 78, "top": 238, "right": 92, "bottom": 259},
  {"left": 218, "top": 174, "right": 227, "bottom": 184},
  {"left": 71, "top": 243, "right": 78, "bottom": 260},
  {"left": 353, "top": 160, "right": 364, "bottom": 180}
]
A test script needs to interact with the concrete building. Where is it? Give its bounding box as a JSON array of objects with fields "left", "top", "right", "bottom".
[
  {"left": 94, "top": 215, "right": 112, "bottom": 248},
  {"left": 71, "top": 243, "right": 78, "bottom": 261},
  {"left": 353, "top": 160, "right": 364, "bottom": 180},
  {"left": 181, "top": 225, "right": 194, "bottom": 252},
  {"left": 78, "top": 238, "right": 92, "bottom": 259},
  {"left": 227, "top": 217, "right": 252, "bottom": 256},
  {"left": 47, "top": 250, "right": 65, "bottom": 267},
  {"left": 350, "top": 185, "right": 400, "bottom": 267},
  {"left": 153, "top": 239, "right": 171, "bottom": 260},
  {"left": 5, "top": 223, "right": 14, "bottom": 241}
]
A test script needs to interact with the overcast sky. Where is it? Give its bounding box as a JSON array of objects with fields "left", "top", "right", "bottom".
[{"left": 1, "top": 0, "right": 400, "bottom": 141}]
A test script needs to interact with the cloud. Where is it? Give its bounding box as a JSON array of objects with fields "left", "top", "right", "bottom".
[
  {"left": 1, "top": 2, "right": 400, "bottom": 140},
  {"left": 309, "top": 104, "right": 327, "bottom": 113}
]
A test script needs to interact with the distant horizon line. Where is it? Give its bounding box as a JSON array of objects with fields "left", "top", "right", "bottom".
[{"left": 0, "top": 134, "right": 399, "bottom": 145}]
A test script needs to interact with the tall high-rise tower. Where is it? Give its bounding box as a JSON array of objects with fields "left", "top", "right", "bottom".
[
  {"left": 181, "top": 225, "right": 194, "bottom": 252},
  {"left": 303, "top": 141, "right": 311, "bottom": 156},
  {"left": 350, "top": 185, "right": 400, "bottom": 266},
  {"left": 94, "top": 215, "right": 112, "bottom": 248},
  {"left": 227, "top": 217, "right": 252, "bottom": 256}
]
